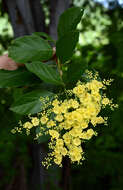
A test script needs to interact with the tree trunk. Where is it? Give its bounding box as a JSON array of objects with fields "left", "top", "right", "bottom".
[
  {"left": 60, "top": 157, "right": 71, "bottom": 190},
  {"left": 2, "top": 0, "right": 72, "bottom": 189},
  {"left": 3, "top": 0, "right": 45, "bottom": 38},
  {"left": 49, "top": 0, "right": 72, "bottom": 40}
]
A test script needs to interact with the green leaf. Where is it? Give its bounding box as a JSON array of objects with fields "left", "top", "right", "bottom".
[
  {"left": 32, "top": 32, "right": 56, "bottom": 44},
  {"left": 26, "top": 61, "right": 63, "bottom": 85},
  {"left": 56, "top": 31, "right": 79, "bottom": 63},
  {"left": 58, "top": 7, "right": 83, "bottom": 38},
  {"left": 36, "top": 127, "right": 50, "bottom": 144},
  {"left": 8, "top": 35, "right": 53, "bottom": 63},
  {"left": 0, "top": 68, "right": 38, "bottom": 88},
  {"left": 10, "top": 90, "right": 54, "bottom": 115},
  {"left": 64, "top": 61, "right": 88, "bottom": 86}
]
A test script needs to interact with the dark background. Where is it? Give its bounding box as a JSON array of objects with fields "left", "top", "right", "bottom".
[{"left": 0, "top": 0, "right": 123, "bottom": 189}]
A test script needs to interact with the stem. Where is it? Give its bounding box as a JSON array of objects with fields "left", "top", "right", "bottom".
[
  {"left": 56, "top": 58, "right": 66, "bottom": 88},
  {"left": 57, "top": 59, "right": 63, "bottom": 78},
  {"left": 53, "top": 49, "right": 64, "bottom": 85}
]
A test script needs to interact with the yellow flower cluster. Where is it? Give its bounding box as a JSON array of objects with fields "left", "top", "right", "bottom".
[
  {"left": 39, "top": 78, "right": 117, "bottom": 167},
  {"left": 11, "top": 72, "right": 118, "bottom": 168}
]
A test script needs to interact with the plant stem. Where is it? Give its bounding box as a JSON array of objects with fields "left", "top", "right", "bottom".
[{"left": 57, "top": 59, "right": 63, "bottom": 80}]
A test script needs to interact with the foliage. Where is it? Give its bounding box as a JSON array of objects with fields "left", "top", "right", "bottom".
[
  {"left": 10, "top": 90, "right": 54, "bottom": 115},
  {"left": 8, "top": 35, "right": 53, "bottom": 63},
  {"left": 0, "top": 1, "right": 123, "bottom": 190},
  {"left": 0, "top": 68, "right": 39, "bottom": 88},
  {"left": 0, "top": 88, "right": 31, "bottom": 188},
  {"left": 25, "top": 61, "right": 63, "bottom": 85}
]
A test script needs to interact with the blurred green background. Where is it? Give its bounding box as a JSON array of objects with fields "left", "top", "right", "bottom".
[{"left": 0, "top": 0, "right": 123, "bottom": 189}]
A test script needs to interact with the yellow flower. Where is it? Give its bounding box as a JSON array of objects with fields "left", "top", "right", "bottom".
[
  {"left": 72, "top": 138, "right": 81, "bottom": 146},
  {"left": 52, "top": 99, "right": 59, "bottom": 106},
  {"left": 69, "top": 128, "right": 82, "bottom": 138},
  {"left": 91, "top": 116, "right": 104, "bottom": 126},
  {"left": 47, "top": 120, "right": 56, "bottom": 128},
  {"left": 73, "top": 84, "right": 85, "bottom": 96},
  {"left": 87, "top": 80, "right": 103, "bottom": 91},
  {"left": 69, "top": 146, "right": 83, "bottom": 162},
  {"left": 102, "top": 98, "right": 110, "bottom": 105},
  {"left": 72, "top": 111, "right": 83, "bottom": 122},
  {"left": 31, "top": 117, "right": 39, "bottom": 126},
  {"left": 23, "top": 122, "right": 33, "bottom": 129},
  {"left": 40, "top": 116, "right": 48, "bottom": 124},
  {"left": 63, "top": 133, "right": 71, "bottom": 145},
  {"left": 68, "top": 99, "right": 79, "bottom": 109},
  {"left": 54, "top": 155, "right": 62, "bottom": 165},
  {"left": 91, "top": 92, "right": 101, "bottom": 102},
  {"left": 80, "top": 121, "right": 88, "bottom": 129},
  {"left": 70, "top": 154, "right": 82, "bottom": 162},
  {"left": 14, "top": 72, "right": 117, "bottom": 168},
  {"left": 49, "top": 130, "right": 59, "bottom": 139},
  {"left": 61, "top": 147, "right": 67, "bottom": 156},
  {"left": 55, "top": 114, "right": 64, "bottom": 122},
  {"left": 59, "top": 122, "right": 65, "bottom": 130},
  {"left": 56, "top": 139, "right": 64, "bottom": 147},
  {"left": 54, "top": 148, "right": 60, "bottom": 154},
  {"left": 61, "top": 101, "right": 68, "bottom": 113},
  {"left": 81, "top": 129, "right": 95, "bottom": 140},
  {"left": 53, "top": 105, "right": 62, "bottom": 114},
  {"left": 63, "top": 122, "right": 72, "bottom": 130}
]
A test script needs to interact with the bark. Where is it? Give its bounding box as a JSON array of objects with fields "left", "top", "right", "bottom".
[
  {"left": 29, "top": 144, "right": 47, "bottom": 190},
  {"left": 29, "top": 0, "right": 46, "bottom": 32},
  {"left": 49, "top": 0, "right": 72, "bottom": 40},
  {"left": 3, "top": 0, "right": 45, "bottom": 38},
  {"left": 60, "top": 157, "right": 71, "bottom": 190}
]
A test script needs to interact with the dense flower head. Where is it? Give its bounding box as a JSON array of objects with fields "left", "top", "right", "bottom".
[{"left": 11, "top": 71, "right": 118, "bottom": 168}]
